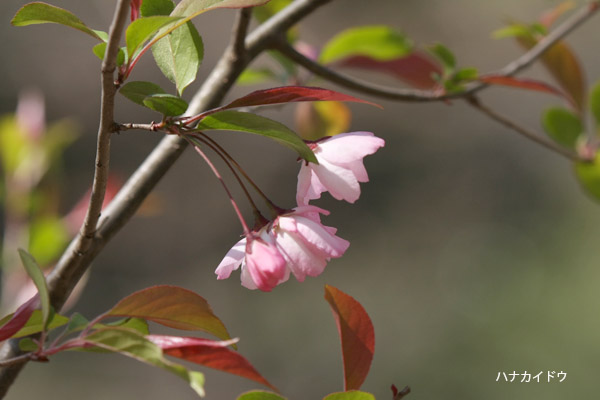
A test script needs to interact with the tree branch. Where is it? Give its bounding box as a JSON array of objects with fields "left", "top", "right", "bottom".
[
  {"left": 0, "top": 0, "right": 333, "bottom": 395},
  {"left": 271, "top": 2, "right": 600, "bottom": 102},
  {"left": 467, "top": 96, "right": 582, "bottom": 162},
  {"left": 0, "top": 0, "right": 131, "bottom": 395}
]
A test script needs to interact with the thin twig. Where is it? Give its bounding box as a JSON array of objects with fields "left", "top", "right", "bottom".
[
  {"left": 272, "top": 2, "right": 600, "bottom": 102},
  {"left": 0, "top": 0, "right": 131, "bottom": 395},
  {"left": 117, "top": 122, "right": 159, "bottom": 131},
  {"left": 232, "top": 8, "right": 252, "bottom": 61},
  {"left": 467, "top": 96, "right": 582, "bottom": 162}
]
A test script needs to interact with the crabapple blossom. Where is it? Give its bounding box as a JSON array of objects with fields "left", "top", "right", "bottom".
[
  {"left": 215, "top": 207, "right": 349, "bottom": 291},
  {"left": 296, "top": 131, "right": 385, "bottom": 205},
  {"left": 273, "top": 206, "right": 349, "bottom": 282}
]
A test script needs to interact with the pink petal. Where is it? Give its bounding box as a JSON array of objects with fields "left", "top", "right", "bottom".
[
  {"left": 245, "top": 238, "right": 287, "bottom": 292},
  {"left": 317, "top": 132, "right": 385, "bottom": 164},
  {"left": 296, "top": 164, "right": 327, "bottom": 205},
  {"left": 215, "top": 238, "right": 246, "bottom": 280},
  {"left": 276, "top": 230, "right": 327, "bottom": 281},
  {"left": 311, "top": 159, "right": 361, "bottom": 203},
  {"left": 286, "top": 215, "right": 350, "bottom": 258}
]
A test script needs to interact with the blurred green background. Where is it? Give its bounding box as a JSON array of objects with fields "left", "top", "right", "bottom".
[{"left": 2, "top": 0, "right": 600, "bottom": 399}]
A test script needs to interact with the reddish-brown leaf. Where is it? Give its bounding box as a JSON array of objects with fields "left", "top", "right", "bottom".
[
  {"left": 324, "top": 285, "right": 375, "bottom": 391},
  {"left": 106, "top": 285, "right": 232, "bottom": 342},
  {"left": 516, "top": 37, "right": 585, "bottom": 111},
  {"left": 0, "top": 296, "right": 38, "bottom": 342},
  {"left": 479, "top": 75, "right": 575, "bottom": 107},
  {"left": 539, "top": 1, "right": 575, "bottom": 28},
  {"left": 335, "top": 51, "right": 442, "bottom": 89},
  {"left": 148, "top": 335, "right": 277, "bottom": 391},
  {"left": 220, "top": 86, "right": 381, "bottom": 112}
]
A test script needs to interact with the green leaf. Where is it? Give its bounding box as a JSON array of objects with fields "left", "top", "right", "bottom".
[
  {"left": 120, "top": 81, "right": 167, "bottom": 106},
  {"left": 541, "top": 107, "right": 582, "bottom": 149},
  {"left": 92, "top": 43, "right": 126, "bottom": 66},
  {"left": 589, "top": 81, "right": 600, "bottom": 128},
  {"left": 84, "top": 328, "right": 205, "bottom": 397},
  {"left": 576, "top": 154, "right": 600, "bottom": 201},
  {"left": 320, "top": 25, "right": 413, "bottom": 64},
  {"left": 18, "top": 338, "right": 38, "bottom": 352},
  {"left": 11, "top": 310, "right": 69, "bottom": 338},
  {"left": 11, "top": 2, "right": 105, "bottom": 41},
  {"left": 29, "top": 216, "right": 69, "bottom": 266},
  {"left": 142, "top": 0, "right": 175, "bottom": 16},
  {"left": 323, "top": 391, "right": 376, "bottom": 400},
  {"left": 237, "top": 68, "right": 278, "bottom": 86},
  {"left": 105, "top": 318, "right": 150, "bottom": 335},
  {"left": 253, "top": 0, "right": 293, "bottom": 23},
  {"left": 492, "top": 24, "right": 535, "bottom": 40},
  {"left": 428, "top": 43, "right": 456, "bottom": 74},
  {"left": 126, "top": 16, "right": 182, "bottom": 60},
  {"left": 143, "top": 94, "right": 189, "bottom": 116},
  {"left": 237, "top": 391, "right": 287, "bottom": 400},
  {"left": 66, "top": 312, "right": 90, "bottom": 334},
  {"left": 18, "top": 249, "right": 50, "bottom": 329},
  {"left": 172, "top": 0, "right": 270, "bottom": 17},
  {"left": 105, "top": 285, "right": 232, "bottom": 342},
  {"left": 152, "top": 21, "right": 204, "bottom": 95},
  {"left": 196, "top": 110, "right": 317, "bottom": 163},
  {"left": 453, "top": 67, "right": 478, "bottom": 82}
]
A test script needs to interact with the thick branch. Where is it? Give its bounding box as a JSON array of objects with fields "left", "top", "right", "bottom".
[
  {"left": 0, "top": 0, "right": 131, "bottom": 396},
  {"left": 272, "top": 2, "right": 600, "bottom": 102}
]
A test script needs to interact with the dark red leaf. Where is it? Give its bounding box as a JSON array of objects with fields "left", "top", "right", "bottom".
[
  {"left": 148, "top": 335, "right": 277, "bottom": 391},
  {"left": 324, "top": 285, "right": 375, "bottom": 391},
  {"left": 478, "top": 75, "right": 575, "bottom": 107},
  {"left": 335, "top": 51, "right": 442, "bottom": 90},
  {"left": 106, "top": 285, "right": 232, "bottom": 342},
  {"left": 222, "top": 86, "right": 382, "bottom": 110},
  {"left": 0, "top": 296, "right": 39, "bottom": 342}
]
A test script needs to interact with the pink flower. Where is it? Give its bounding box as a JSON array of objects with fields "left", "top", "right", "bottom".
[
  {"left": 215, "top": 207, "right": 349, "bottom": 291},
  {"left": 273, "top": 206, "right": 349, "bottom": 282},
  {"left": 215, "top": 230, "right": 288, "bottom": 292},
  {"left": 296, "top": 131, "right": 385, "bottom": 205}
]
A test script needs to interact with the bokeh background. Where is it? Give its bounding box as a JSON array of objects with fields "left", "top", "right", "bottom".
[{"left": 2, "top": 0, "right": 600, "bottom": 399}]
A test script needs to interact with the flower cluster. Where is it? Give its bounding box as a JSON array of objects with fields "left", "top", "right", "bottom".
[{"left": 216, "top": 132, "right": 385, "bottom": 291}]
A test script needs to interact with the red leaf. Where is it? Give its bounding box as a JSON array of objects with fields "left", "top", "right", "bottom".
[
  {"left": 478, "top": 75, "right": 575, "bottom": 107},
  {"left": 324, "top": 285, "right": 375, "bottom": 391},
  {"left": 106, "top": 285, "right": 232, "bottom": 342},
  {"left": 335, "top": 51, "right": 442, "bottom": 90},
  {"left": 148, "top": 335, "right": 277, "bottom": 391},
  {"left": 222, "top": 86, "right": 382, "bottom": 110},
  {"left": 516, "top": 37, "right": 585, "bottom": 111},
  {"left": 0, "top": 295, "right": 38, "bottom": 342}
]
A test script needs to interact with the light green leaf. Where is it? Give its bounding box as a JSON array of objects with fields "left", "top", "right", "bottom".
[
  {"left": 237, "top": 68, "right": 278, "bottom": 85},
  {"left": 589, "top": 81, "right": 600, "bottom": 128},
  {"left": 576, "top": 153, "right": 600, "bottom": 201},
  {"left": 92, "top": 43, "right": 127, "bottom": 66},
  {"left": 104, "top": 318, "right": 150, "bottom": 335},
  {"left": 492, "top": 24, "right": 535, "bottom": 40},
  {"left": 29, "top": 216, "right": 69, "bottom": 266},
  {"left": 152, "top": 21, "right": 204, "bottom": 95},
  {"left": 142, "top": 0, "right": 176, "bottom": 16},
  {"left": 126, "top": 16, "right": 182, "bottom": 60},
  {"left": 18, "top": 249, "right": 50, "bottom": 329},
  {"left": 11, "top": 2, "right": 105, "bottom": 41},
  {"left": 320, "top": 25, "right": 412, "bottom": 64},
  {"left": 453, "top": 67, "right": 478, "bottom": 82},
  {"left": 66, "top": 312, "right": 90, "bottom": 334},
  {"left": 11, "top": 310, "right": 69, "bottom": 338},
  {"left": 195, "top": 110, "right": 317, "bottom": 163},
  {"left": 84, "top": 328, "right": 205, "bottom": 397},
  {"left": 120, "top": 81, "right": 167, "bottom": 106},
  {"left": 253, "top": 0, "right": 292, "bottom": 23},
  {"left": 18, "top": 338, "right": 38, "bottom": 352},
  {"left": 323, "top": 391, "right": 376, "bottom": 400},
  {"left": 172, "top": 0, "right": 270, "bottom": 17},
  {"left": 143, "top": 94, "right": 189, "bottom": 116},
  {"left": 428, "top": 43, "right": 456, "bottom": 73},
  {"left": 237, "top": 391, "right": 287, "bottom": 400},
  {"left": 541, "top": 107, "right": 582, "bottom": 149}
]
